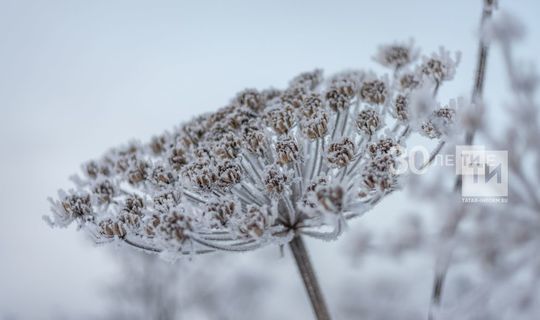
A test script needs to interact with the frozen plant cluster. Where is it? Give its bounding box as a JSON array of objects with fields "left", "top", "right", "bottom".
[{"left": 45, "top": 44, "right": 459, "bottom": 258}]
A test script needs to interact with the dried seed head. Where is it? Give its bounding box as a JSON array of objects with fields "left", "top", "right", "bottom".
[
  {"left": 327, "top": 137, "right": 355, "bottom": 167},
  {"left": 118, "top": 211, "right": 142, "bottom": 229},
  {"left": 153, "top": 190, "right": 182, "bottom": 212},
  {"left": 263, "top": 165, "right": 289, "bottom": 195},
  {"left": 281, "top": 86, "right": 307, "bottom": 109},
  {"left": 289, "top": 69, "right": 323, "bottom": 90},
  {"left": 123, "top": 194, "right": 144, "bottom": 215},
  {"left": 159, "top": 210, "right": 192, "bottom": 243},
  {"left": 374, "top": 41, "right": 418, "bottom": 69},
  {"left": 356, "top": 108, "right": 382, "bottom": 136},
  {"left": 421, "top": 107, "right": 456, "bottom": 139},
  {"left": 213, "top": 132, "right": 242, "bottom": 160},
  {"left": 235, "top": 89, "right": 264, "bottom": 112},
  {"left": 150, "top": 165, "right": 175, "bottom": 187},
  {"left": 264, "top": 105, "right": 295, "bottom": 134},
  {"left": 399, "top": 73, "right": 421, "bottom": 91},
  {"left": 127, "top": 160, "right": 149, "bottom": 185},
  {"left": 205, "top": 197, "right": 237, "bottom": 227},
  {"left": 149, "top": 135, "right": 168, "bottom": 155},
  {"left": 226, "top": 107, "right": 258, "bottom": 129},
  {"left": 300, "top": 93, "right": 324, "bottom": 118},
  {"left": 144, "top": 214, "right": 161, "bottom": 238},
  {"left": 216, "top": 160, "right": 242, "bottom": 188},
  {"left": 301, "top": 111, "right": 329, "bottom": 139},
  {"left": 235, "top": 205, "right": 272, "bottom": 237},
  {"left": 275, "top": 136, "right": 301, "bottom": 165},
  {"left": 92, "top": 180, "right": 115, "bottom": 204},
  {"left": 99, "top": 218, "right": 126, "bottom": 238},
  {"left": 420, "top": 48, "right": 460, "bottom": 83},
  {"left": 368, "top": 138, "right": 401, "bottom": 158},
  {"left": 184, "top": 160, "right": 217, "bottom": 191},
  {"left": 360, "top": 79, "right": 388, "bottom": 105},
  {"left": 316, "top": 184, "right": 344, "bottom": 213},
  {"left": 362, "top": 154, "right": 398, "bottom": 192},
  {"left": 83, "top": 160, "right": 111, "bottom": 179},
  {"left": 393, "top": 94, "right": 409, "bottom": 122},
  {"left": 325, "top": 87, "right": 352, "bottom": 111},
  {"left": 242, "top": 124, "right": 268, "bottom": 155},
  {"left": 62, "top": 193, "right": 92, "bottom": 218}
]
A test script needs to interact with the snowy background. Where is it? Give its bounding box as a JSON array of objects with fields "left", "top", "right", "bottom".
[{"left": 1, "top": 0, "right": 539, "bottom": 319}]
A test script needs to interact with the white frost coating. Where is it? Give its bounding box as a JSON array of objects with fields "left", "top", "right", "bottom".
[{"left": 45, "top": 42, "right": 456, "bottom": 257}]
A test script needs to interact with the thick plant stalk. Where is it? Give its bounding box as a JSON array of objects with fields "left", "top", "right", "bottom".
[
  {"left": 289, "top": 236, "right": 332, "bottom": 320},
  {"left": 428, "top": 1, "right": 494, "bottom": 319}
]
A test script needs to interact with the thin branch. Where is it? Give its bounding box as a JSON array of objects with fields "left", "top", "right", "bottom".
[{"left": 428, "top": 2, "right": 495, "bottom": 319}]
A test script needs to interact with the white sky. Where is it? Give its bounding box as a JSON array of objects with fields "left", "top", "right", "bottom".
[{"left": 0, "top": 0, "right": 539, "bottom": 318}]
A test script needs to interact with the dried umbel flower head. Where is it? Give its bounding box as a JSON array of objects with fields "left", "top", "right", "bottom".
[
  {"left": 374, "top": 40, "right": 419, "bottom": 70},
  {"left": 46, "top": 41, "right": 454, "bottom": 257}
]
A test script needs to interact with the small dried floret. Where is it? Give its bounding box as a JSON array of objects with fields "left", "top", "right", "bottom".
[
  {"left": 264, "top": 165, "right": 289, "bottom": 195},
  {"left": 83, "top": 160, "right": 111, "bottom": 179},
  {"left": 374, "top": 41, "right": 418, "bottom": 69},
  {"left": 184, "top": 160, "right": 217, "bottom": 190},
  {"left": 327, "top": 137, "right": 355, "bottom": 167},
  {"left": 368, "top": 138, "right": 401, "bottom": 158},
  {"left": 99, "top": 218, "right": 126, "bottom": 238},
  {"left": 193, "top": 145, "right": 213, "bottom": 160},
  {"left": 281, "top": 86, "right": 307, "bottom": 109},
  {"left": 325, "top": 87, "right": 353, "bottom": 111},
  {"left": 420, "top": 107, "right": 456, "bottom": 139},
  {"left": 144, "top": 214, "right": 161, "bottom": 238},
  {"left": 264, "top": 105, "right": 295, "bottom": 134},
  {"left": 118, "top": 212, "right": 141, "bottom": 229},
  {"left": 153, "top": 190, "right": 182, "bottom": 212},
  {"left": 213, "top": 132, "right": 241, "bottom": 160},
  {"left": 237, "top": 205, "right": 274, "bottom": 237},
  {"left": 360, "top": 79, "right": 388, "bottom": 105},
  {"left": 299, "top": 93, "right": 324, "bottom": 118},
  {"left": 399, "top": 73, "right": 421, "bottom": 91},
  {"left": 92, "top": 179, "right": 116, "bottom": 204},
  {"left": 261, "top": 88, "right": 282, "bottom": 101},
  {"left": 123, "top": 195, "right": 144, "bottom": 215},
  {"left": 235, "top": 89, "right": 264, "bottom": 112},
  {"left": 159, "top": 210, "right": 192, "bottom": 243},
  {"left": 149, "top": 135, "right": 168, "bottom": 155},
  {"left": 393, "top": 94, "right": 409, "bottom": 122},
  {"left": 62, "top": 193, "right": 92, "bottom": 218},
  {"left": 362, "top": 154, "right": 398, "bottom": 192},
  {"left": 420, "top": 48, "right": 460, "bottom": 83},
  {"left": 216, "top": 160, "right": 242, "bottom": 188},
  {"left": 181, "top": 115, "right": 208, "bottom": 146},
  {"left": 242, "top": 124, "right": 268, "bottom": 155},
  {"left": 127, "top": 160, "right": 149, "bottom": 185},
  {"left": 275, "top": 136, "right": 301, "bottom": 165},
  {"left": 205, "top": 197, "right": 238, "bottom": 227},
  {"left": 301, "top": 111, "right": 329, "bottom": 139},
  {"left": 226, "top": 107, "right": 258, "bottom": 129},
  {"left": 315, "top": 184, "right": 344, "bottom": 213},
  {"left": 150, "top": 165, "right": 175, "bottom": 186},
  {"left": 289, "top": 69, "right": 323, "bottom": 90},
  {"left": 356, "top": 108, "right": 382, "bottom": 136},
  {"left": 168, "top": 147, "right": 188, "bottom": 170}
]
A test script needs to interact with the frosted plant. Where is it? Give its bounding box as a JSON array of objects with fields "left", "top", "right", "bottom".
[{"left": 45, "top": 44, "right": 458, "bottom": 319}]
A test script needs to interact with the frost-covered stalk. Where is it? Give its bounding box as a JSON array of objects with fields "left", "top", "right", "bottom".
[
  {"left": 45, "top": 42, "right": 458, "bottom": 319},
  {"left": 428, "top": 1, "right": 496, "bottom": 319},
  {"left": 290, "top": 236, "right": 330, "bottom": 320}
]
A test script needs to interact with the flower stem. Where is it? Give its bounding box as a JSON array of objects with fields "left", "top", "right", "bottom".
[{"left": 289, "top": 235, "right": 332, "bottom": 320}]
